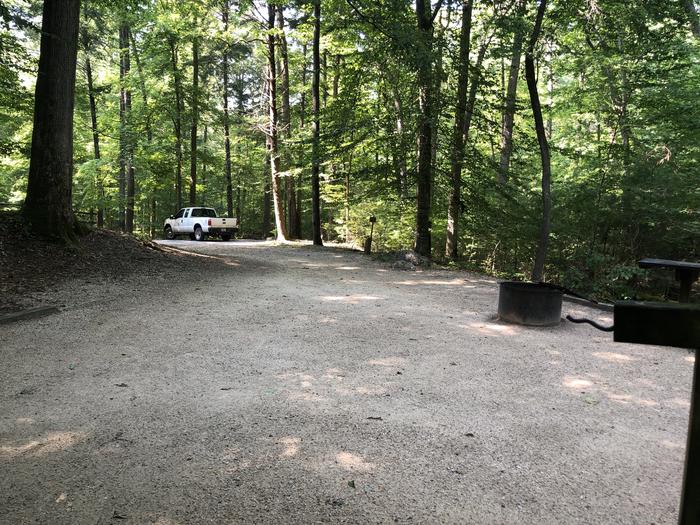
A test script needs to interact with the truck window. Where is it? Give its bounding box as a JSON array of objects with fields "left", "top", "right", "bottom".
[
  {"left": 184, "top": 209, "right": 190, "bottom": 218},
  {"left": 192, "top": 208, "right": 217, "bottom": 218},
  {"left": 175, "top": 209, "right": 185, "bottom": 219}
]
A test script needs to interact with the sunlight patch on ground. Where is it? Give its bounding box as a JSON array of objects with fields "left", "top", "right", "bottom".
[
  {"left": 324, "top": 368, "right": 345, "bottom": 379},
  {"left": 0, "top": 431, "right": 86, "bottom": 458},
  {"left": 392, "top": 278, "right": 475, "bottom": 288},
  {"left": 287, "top": 391, "right": 327, "bottom": 403},
  {"left": 668, "top": 397, "right": 691, "bottom": 408},
  {"left": 290, "top": 261, "right": 328, "bottom": 269},
  {"left": 368, "top": 356, "right": 407, "bottom": 367},
  {"left": 660, "top": 440, "right": 685, "bottom": 450},
  {"left": 280, "top": 437, "right": 301, "bottom": 458},
  {"left": 563, "top": 377, "right": 594, "bottom": 390},
  {"left": 593, "top": 352, "right": 636, "bottom": 363},
  {"left": 461, "top": 322, "right": 518, "bottom": 336},
  {"left": 321, "top": 294, "right": 383, "bottom": 304},
  {"left": 335, "top": 451, "right": 374, "bottom": 472},
  {"left": 562, "top": 376, "right": 662, "bottom": 407},
  {"left": 605, "top": 392, "right": 659, "bottom": 407},
  {"left": 334, "top": 266, "right": 361, "bottom": 271}
]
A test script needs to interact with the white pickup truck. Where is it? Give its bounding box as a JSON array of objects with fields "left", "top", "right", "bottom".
[{"left": 163, "top": 207, "right": 238, "bottom": 241}]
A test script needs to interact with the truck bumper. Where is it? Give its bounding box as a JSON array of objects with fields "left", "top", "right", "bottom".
[{"left": 208, "top": 228, "right": 238, "bottom": 235}]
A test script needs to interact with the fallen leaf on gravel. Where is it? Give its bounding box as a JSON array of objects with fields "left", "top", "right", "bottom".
[
  {"left": 583, "top": 396, "right": 600, "bottom": 405},
  {"left": 114, "top": 383, "right": 128, "bottom": 388},
  {"left": 55, "top": 493, "right": 67, "bottom": 503},
  {"left": 465, "top": 433, "right": 475, "bottom": 438},
  {"left": 112, "top": 511, "right": 128, "bottom": 519},
  {"left": 367, "top": 416, "right": 383, "bottom": 421},
  {"left": 348, "top": 480, "right": 356, "bottom": 489},
  {"left": 220, "top": 387, "right": 232, "bottom": 391},
  {"left": 68, "top": 363, "right": 76, "bottom": 370}
]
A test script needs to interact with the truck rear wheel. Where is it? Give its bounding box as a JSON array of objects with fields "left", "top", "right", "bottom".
[{"left": 194, "top": 226, "right": 206, "bottom": 241}]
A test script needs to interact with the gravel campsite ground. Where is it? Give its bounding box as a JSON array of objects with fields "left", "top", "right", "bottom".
[{"left": 0, "top": 239, "right": 695, "bottom": 524}]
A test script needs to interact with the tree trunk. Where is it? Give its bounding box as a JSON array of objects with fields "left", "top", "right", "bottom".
[
  {"left": 445, "top": 0, "right": 472, "bottom": 260},
  {"left": 684, "top": 0, "right": 700, "bottom": 40},
  {"left": 118, "top": 25, "right": 127, "bottom": 230},
  {"left": 222, "top": 1, "right": 234, "bottom": 217},
  {"left": 189, "top": 30, "right": 199, "bottom": 206},
  {"left": 311, "top": 0, "right": 323, "bottom": 245},
  {"left": 327, "top": 54, "right": 341, "bottom": 239},
  {"left": 202, "top": 124, "right": 207, "bottom": 203},
  {"left": 24, "top": 0, "right": 81, "bottom": 241},
  {"left": 277, "top": 6, "right": 299, "bottom": 239},
  {"left": 86, "top": 54, "right": 104, "bottom": 228},
  {"left": 525, "top": 0, "right": 551, "bottom": 282},
  {"left": 297, "top": 43, "right": 308, "bottom": 239},
  {"left": 124, "top": 27, "right": 135, "bottom": 233},
  {"left": 498, "top": 6, "right": 524, "bottom": 184},
  {"left": 300, "top": 43, "right": 307, "bottom": 129},
  {"left": 117, "top": 24, "right": 135, "bottom": 233},
  {"left": 414, "top": 0, "right": 435, "bottom": 257},
  {"left": 465, "top": 45, "right": 487, "bottom": 136},
  {"left": 267, "top": 2, "right": 287, "bottom": 241},
  {"left": 129, "top": 31, "right": 152, "bottom": 142},
  {"left": 150, "top": 196, "right": 156, "bottom": 238},
  {"left": 546, "top": 41, "right": 553, "bottom": 139},
  {"left": 390, "top": 86, "right": 408, "bottom": 198},
  {"left": 262, "top": 176, "right": 271, "bottom": 238},
  {"left": 431, "top": 5, "right": 450, "bottom": 172},
  {"left": 344, "top": 170, "right": 350, "bottom": 242},
  {"left": 322, "top": 50, "right": 328, "bottom": 107},
  {"left": 169, "top": 36, "right": 183, "bottom": 212},
  {"left": 237, "top": 140, "right": 244, "bottom": 231},
  {"left": 81, "top": 7, "right": 104, "bottom": 228}
]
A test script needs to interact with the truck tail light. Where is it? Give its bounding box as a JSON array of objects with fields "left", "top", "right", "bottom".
[{"left": 208, "top": 219, "right": 212, "bottom": 226}]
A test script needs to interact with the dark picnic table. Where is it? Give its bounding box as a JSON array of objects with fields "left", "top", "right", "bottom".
[{"left": 639, "top": 258, "right": 700, "bottom": 303}]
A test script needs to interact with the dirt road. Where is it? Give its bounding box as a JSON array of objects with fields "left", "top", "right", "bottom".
[{"left": 0, "top": 241, "right": 694, "bottom": 524}]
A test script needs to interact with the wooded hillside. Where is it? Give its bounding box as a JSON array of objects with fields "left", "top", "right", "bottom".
[{"left": 1, "top": 0, "right": 699, "bottom": 299}]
